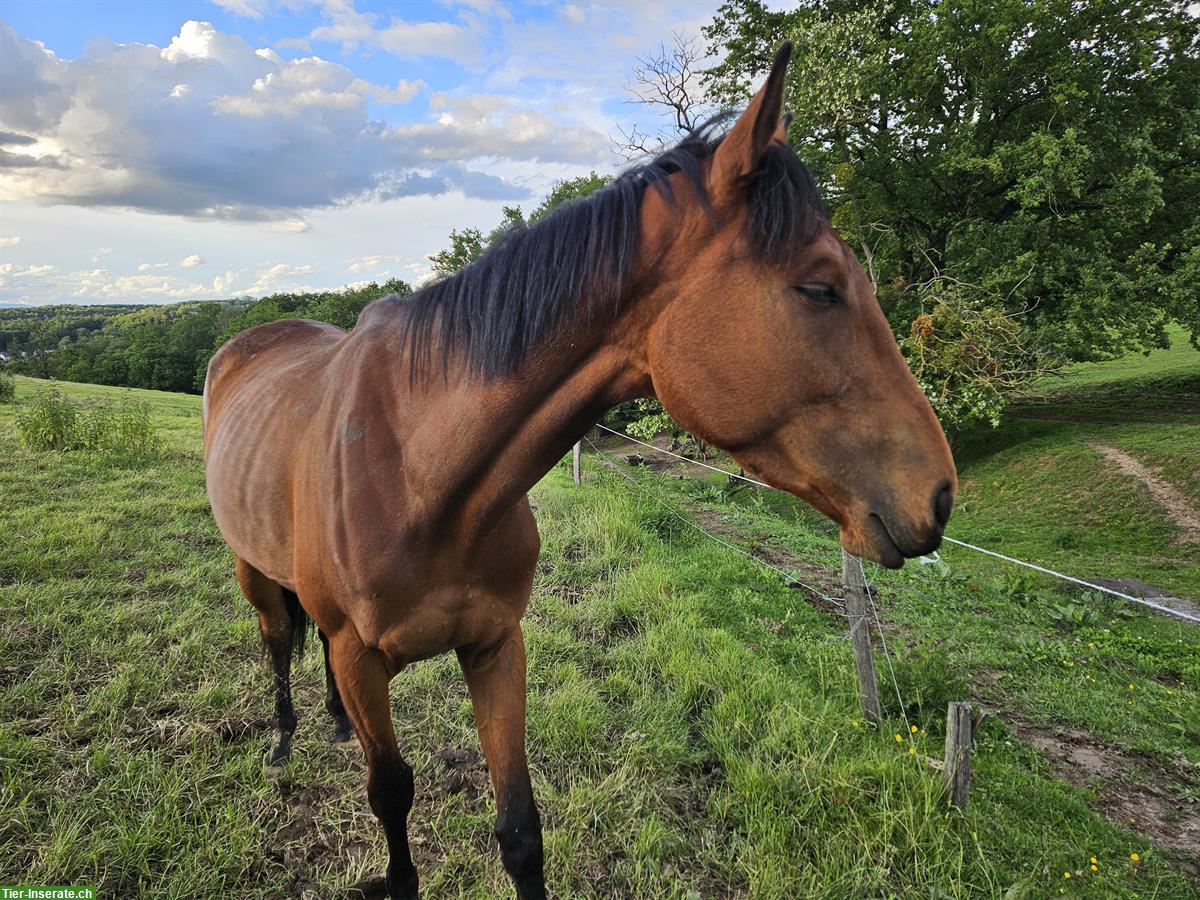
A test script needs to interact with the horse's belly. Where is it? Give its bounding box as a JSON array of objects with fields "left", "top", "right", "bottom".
[{"left": 206, "top": 419, "right": 298, "bottom": 586}]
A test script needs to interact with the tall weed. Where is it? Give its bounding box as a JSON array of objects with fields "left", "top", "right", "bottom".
[{"left": 16, "top": 391, "right": 162, "bottom": 458}]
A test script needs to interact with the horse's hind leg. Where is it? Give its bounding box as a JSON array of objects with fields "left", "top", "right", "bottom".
[
  {"left": 235, "top": 557, "right": 301, "bottom": 768},
  {"left": 318, "top": 628, "right": 355, "bottom": 744}
]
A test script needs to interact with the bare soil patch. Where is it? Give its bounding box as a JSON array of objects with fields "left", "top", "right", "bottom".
[
  {"left": 1087, "top": 576, "right": 1200, "bottom": 622},
  {"left": 1011, "top": 718, "right": 1200, "bottom": 862}
]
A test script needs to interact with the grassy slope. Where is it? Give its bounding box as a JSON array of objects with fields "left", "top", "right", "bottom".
[
  {"left": 949, "top": 323, "right": 1200, "bottom": 601},
  {"left": 0, "top": 373, "right": 1196, "bottom": 899}
]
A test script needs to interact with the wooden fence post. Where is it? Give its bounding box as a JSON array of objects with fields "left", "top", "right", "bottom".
[
  {"left": 841, "top": 549, "right": 881, "bottom": 726},
  {"left": 572, "top": 441, "right": 581, "bottom": 485},
  {"left": 944, "top": 701, "right": 972, "bottom": 810}
]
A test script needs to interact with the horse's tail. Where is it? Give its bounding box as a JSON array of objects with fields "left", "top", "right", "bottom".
[{"left": 280, "top": 588, "right": 312, "bottom": 658}]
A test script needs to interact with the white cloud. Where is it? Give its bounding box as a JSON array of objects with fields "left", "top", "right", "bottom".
[
  {"left": 386, "top": 93, "right": 608, "bottom": 164},
  {"left": 212, "top": 0, "right": 270, "bottom": 20},
  {"left": 82, "top": 273, "right": 208, "bottom": 299},
  {"left": 0, "top": 235, "right": 20, "bottom": 247},
  {"left": 237, "top": 261, "right": 315, "bottom": 295},
  {"left": 343, "top": 253, "right": 403, "bottom": 274},
  {"left": 366, "top": 78, "right": 426, "bottom": 105},
  {"left": 265, "top": 218, "right": 311, "bottom": 233},
  {"left": 211, "top": 269, "right": 242, "bottom": 294},
  {"left": 275, "top": 37, "right": 311, "bottom": 52},
  {"left": 91, "top": 247, "right": 112, "bottom": 262},
  {"left": 310, "top": 1, "right": 480, "bottom": 61},
  {"left": 138, "top": 262, "right": 169, "bottom": 271},
  {"left": 0, "top": 262, "right": 55, "bottom": 287},
  {"left": 180, "top": 254, "right": 205, "bottom": 267},
  {"left": 0, "top": 20, "right": 577, "bottom": 224}
]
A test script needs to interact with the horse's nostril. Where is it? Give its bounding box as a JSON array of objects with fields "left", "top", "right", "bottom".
[{"left": 934, "top": 483, "right": 954, "bottom": 529}]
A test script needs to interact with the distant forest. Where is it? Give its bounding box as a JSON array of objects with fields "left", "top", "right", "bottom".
[
  {"left": 0, "top": 279, "right": 411, "bottom": 394},
  {"left": 0, "top": 175, "right": 608, "bottom": 398}
]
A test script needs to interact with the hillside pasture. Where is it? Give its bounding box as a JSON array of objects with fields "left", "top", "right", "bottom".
[{"left": 0, "top": 372, "right": 1197, "bottom": 898}]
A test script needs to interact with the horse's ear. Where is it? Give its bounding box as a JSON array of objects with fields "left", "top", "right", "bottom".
[
  {"left": 711, "top": 41, "right": 792, "bottom": 200},
  {"left": 773, "top": 112, "right": 793, "bottom": 144}
]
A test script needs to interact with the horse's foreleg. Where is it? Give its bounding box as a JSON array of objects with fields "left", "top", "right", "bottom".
[
  {"left": 329, "top": 629, "right": 419, "bottom": 900},
  {"left": 458, "top": 627, "right": 545, "bottom": 900},
  {"left": 235, "top": 557, "right": 297, "bottom": 768},
  {"left": 318, "top": 628, "right": 355, "bottom": 744}
]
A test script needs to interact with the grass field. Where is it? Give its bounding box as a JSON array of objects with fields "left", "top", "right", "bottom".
[{"left": 0, "top": 357, "right": 1197, "bottom": 898}]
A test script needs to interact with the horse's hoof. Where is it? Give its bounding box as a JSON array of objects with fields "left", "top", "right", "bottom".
[
  {"left": 331, "top": 726, "right": 356, "bottom": 746},
  {"left": 346, "top": 875, "right": 387, "bottom": 898},
  {"left": 264, "top": 742, "right": 292, "bottom": 775},
  {"left": 387, "top": 870, "right": 420, "bottom": 900}
]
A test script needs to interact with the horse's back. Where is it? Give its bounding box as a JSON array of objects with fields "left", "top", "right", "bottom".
[{"left": 203, "top": 318, "right": 345, "bottom": 427}]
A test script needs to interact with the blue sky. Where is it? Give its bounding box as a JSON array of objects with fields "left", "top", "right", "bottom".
[{"left": 0, "top": 0, "right": 725, "bottom": 305}]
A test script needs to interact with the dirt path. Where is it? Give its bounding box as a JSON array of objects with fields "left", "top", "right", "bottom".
[
  {"left": 1094, "top": 444, "right": 1200, "bottom": 544},
  {"left": 1009, "top": 718, "right": 1200, "bottom": 868}
]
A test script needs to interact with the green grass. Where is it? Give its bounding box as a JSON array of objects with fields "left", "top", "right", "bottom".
[
  {"left": 1, "top": 373, "right": 1197, "bottom": 898},
  {"left": 1030, "top": 324, "right": 1200, "bottom": 397},
  {"left": 947, "top": 323, "right": 1200, "bottom": 602}
]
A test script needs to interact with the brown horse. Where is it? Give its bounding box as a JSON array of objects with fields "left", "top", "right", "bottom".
[{"left": 202, "top": 44, "right": 955, "bottom": 900}]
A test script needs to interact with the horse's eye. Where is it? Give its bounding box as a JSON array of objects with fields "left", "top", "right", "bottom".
[{"left": 795, "top": 283, "right": 844, "bottom": 306}]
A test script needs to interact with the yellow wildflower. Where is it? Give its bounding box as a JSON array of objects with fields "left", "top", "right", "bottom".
[
  {"left": 895, "top": 733, "right": 903, "bottom": 743},
  {"left": 1130, "top": 852, "right": 1140, "bottom": 862},
  {"left": 910, "top": 724, "right": 919, "bottom": 733},
  {"left": 1090, "top": 857, "right": 1097, "bottom": 865}
]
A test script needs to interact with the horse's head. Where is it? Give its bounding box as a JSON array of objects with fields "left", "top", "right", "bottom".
[{"left": 639, "top": 43, "right": 956, "bottom": 568}]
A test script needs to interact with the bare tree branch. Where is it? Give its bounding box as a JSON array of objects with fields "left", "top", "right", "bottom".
[{"left": 611, "top": 31, "right": 714, "bottom": 161}]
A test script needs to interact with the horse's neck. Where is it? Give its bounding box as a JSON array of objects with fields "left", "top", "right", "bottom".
[{"left": 391, "top": 312, "right": 651, "bottom": 539}]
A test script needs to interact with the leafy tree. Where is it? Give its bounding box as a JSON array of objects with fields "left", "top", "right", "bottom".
[
  {"left": 428, "top": 227, "right": 487, "bottom": 278},
  {"left": 703, "top": 0, "right": 1200, "bottom": 429},
  {"left": 429, "top": 176, "right": 613, "bottom": 278},
  {"left": 530, "top": 173, "right": 612, "bottom": 220}
]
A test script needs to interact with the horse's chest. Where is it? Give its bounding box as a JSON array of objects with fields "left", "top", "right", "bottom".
[{"left": 306, "top": 504, "right": 541, "bottom": 664}]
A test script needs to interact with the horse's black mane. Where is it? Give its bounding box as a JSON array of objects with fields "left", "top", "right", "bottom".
[{"left": 389, "top": 113, "right": 827, "bottom": 381}]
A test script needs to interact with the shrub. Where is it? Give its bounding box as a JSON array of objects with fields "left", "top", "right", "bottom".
[
  {"left": 16, "top": 391, "right": 162, "bottom": 458},
  {"left": 0, "top": 369, "right": 14, "bottom": 403},
  {"left": 899, "top": 288, "right": 1057, "bottom": 441}
]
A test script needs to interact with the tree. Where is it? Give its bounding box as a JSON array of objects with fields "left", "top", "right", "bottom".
[
  {"left": 703, "top": 0, "right": 1200, "bottom": 427},
  {"left": 530, "top": 173, "right": 612, "bottom": 221},
  {"left": 613, "top": 31, "right": 715, "bottom": 159},
  {"left": 429, "top": 207, "right": 527, "bottom": 278},
  {"left": 428, "top": 178, "right": 614, "bottom": 279}
]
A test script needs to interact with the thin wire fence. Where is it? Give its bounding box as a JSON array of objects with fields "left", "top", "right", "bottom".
[
  {"left": 583, "top": 434, "right": 921, "bottom": 754},
  {"left": 593, "top": 424, "right": 1200, "bottom": 626},
  {"left": 583, "top": 435, "right": 837, "bottom": 604},
  {"left": 858, "top": 556, "right": 914, "bottom": 746}
]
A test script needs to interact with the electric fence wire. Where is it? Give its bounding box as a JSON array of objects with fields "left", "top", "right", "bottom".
[
  {"left": 593, "top": 424, "right": 1200, "bottom": 626},
  {"left": 582, "top": 435, "right": 837, "bottom": 605},
  {"left": 583, "top": 434, "right": 918, "bottom": 746}
]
